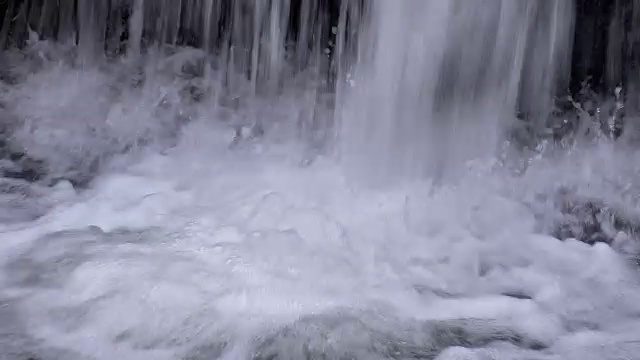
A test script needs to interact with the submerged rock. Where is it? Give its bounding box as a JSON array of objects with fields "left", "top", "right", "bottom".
[
  {"left": 249, "top": 310, "right": 545, "bottom": 360},
  {"left": 1, "top": 155, "right": 47, "bottom": 183},
  {"left": 0, "top": 108, "right": 49, "bottom": 184},
  {"left": 183, "top": 341, "right": 229, "bottom": 360},
  {"left": 531, "top": 187, "right": 640, "bottom": 262},
  {"left": 553, "top": 195, "right": 639, "bottom": 245},
  {"left": 0, "top": 178, "right": 51, "bottom": 223}
]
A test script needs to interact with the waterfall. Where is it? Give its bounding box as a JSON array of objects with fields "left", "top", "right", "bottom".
[
  {"left": 0, "top": 0, "right": 575, "bottom": 185},
  {"left": 336, "top": 0, "right": 575, "bottom": 185}
]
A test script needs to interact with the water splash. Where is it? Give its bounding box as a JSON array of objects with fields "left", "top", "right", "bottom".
[
  {"left": 1, "top": 2, "right": 640, "bottom": 360},
  {"left": 0, "top": 0, "right": 575, "bottom": 185}
]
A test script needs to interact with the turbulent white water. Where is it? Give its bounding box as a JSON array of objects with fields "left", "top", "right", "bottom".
[
  {"left": 0, "top": 41, "right": 639, "bottom": 360},
  {"left": 0, "top": 1, "right": 639, "bottom": 359}
]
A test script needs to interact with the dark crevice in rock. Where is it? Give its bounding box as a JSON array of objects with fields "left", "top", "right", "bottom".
[{"left": 500, "top": 291, "right": 533, "bottom": 301}]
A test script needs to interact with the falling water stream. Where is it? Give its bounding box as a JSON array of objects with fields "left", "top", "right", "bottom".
[{"left": 0, "top": 1, "right": 640, "bottom": 359}]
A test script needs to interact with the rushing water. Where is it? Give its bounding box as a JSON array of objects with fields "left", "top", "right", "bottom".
[
  {"left": 1, "top": 1, "right": 640, "bottom": 359},
  {"left": 338, "top": 1, "right": 574, "bottom": 184}
]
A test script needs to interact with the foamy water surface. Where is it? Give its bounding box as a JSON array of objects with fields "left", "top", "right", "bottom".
[{"left": 0, "top": 45, "right": 639, "bottom": 360}]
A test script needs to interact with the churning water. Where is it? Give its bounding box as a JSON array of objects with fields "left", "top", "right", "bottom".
[{"left": 0, "top": 1, "right": 639, "bottom": 359}]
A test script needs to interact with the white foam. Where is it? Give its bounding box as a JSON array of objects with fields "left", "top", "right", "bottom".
[{"left": 1, "top": 45, "right": 640, "bottom": 360}]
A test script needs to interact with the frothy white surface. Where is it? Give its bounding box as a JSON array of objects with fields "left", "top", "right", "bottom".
[{"left": 0, "top": 47, "right": 639, "bottom": 360}]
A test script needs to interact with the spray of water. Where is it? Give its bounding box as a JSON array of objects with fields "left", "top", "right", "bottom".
[
  {"left": 1, "top": 0, "right": 574, "bottom": 184},
  {"left": 1, "top": 1, "right": 640, "bottom": 360}
]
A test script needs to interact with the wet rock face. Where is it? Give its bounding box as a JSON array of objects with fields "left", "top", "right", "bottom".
[
  {"left": 0, "top": 151, "right": 47, "bottom": 183},
  {"left": 552, "top": 193, "right": 613, "bottom": 245},
  {"left": 536, "top": 187, "right": 640, "bottom": 262},
  {"left": 0, "top": 114, "right": 46, "bottom": 183},
  {"left": 0, "top": 123, "right": 72, "bottom": 186},
  {"left": 1, "top": 69, "right": 47, "bottom": 185}
]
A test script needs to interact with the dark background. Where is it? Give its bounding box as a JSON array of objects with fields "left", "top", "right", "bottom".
[{"left": 0, "top": 0, "right": 636, "bottom": 97}]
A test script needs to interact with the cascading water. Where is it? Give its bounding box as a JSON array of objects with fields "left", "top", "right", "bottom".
[
  {"left": 607, "top": 0, "right": 640, "bottom": 117},
  {"left": 337, "top": 0, "right": 575, "bottom": 185},
  {"left": 1, "top": 1, "right": 640, "bottom": 360},
  {"left": 0, "top": 0, "right": 573, "bottom": 179}
]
